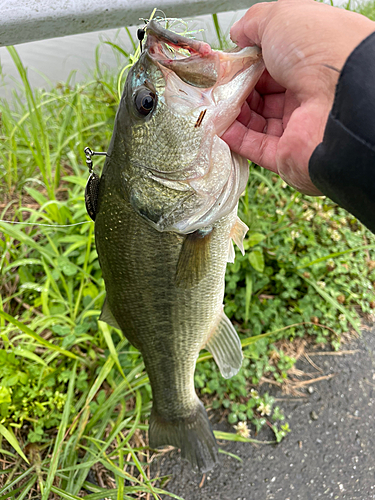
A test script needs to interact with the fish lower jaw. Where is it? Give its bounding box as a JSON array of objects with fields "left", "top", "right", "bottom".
[{"left": 212, "top": 62, "right": 265, "bottom": 137}]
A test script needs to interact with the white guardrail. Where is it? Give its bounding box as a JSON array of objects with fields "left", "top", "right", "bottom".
[{"left": 0, "top": 0, "right": 265, "bottom": 47}]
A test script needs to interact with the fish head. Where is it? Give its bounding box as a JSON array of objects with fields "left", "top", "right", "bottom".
[{"left": 108, "top": 20, "right": 264, "bottom": 233}]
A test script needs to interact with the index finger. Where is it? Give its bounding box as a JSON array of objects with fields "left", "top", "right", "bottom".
[{"left": 222, "top": 120, "right": 279, "bottom": 172}]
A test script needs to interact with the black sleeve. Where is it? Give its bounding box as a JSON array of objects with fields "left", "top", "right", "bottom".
[{"left": 309, "top": 31, "right": 375, "bottom": 233}]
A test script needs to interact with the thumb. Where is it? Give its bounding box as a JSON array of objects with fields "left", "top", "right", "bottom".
[{"left": 230, "top": 2, "right": 275, "bottom": 48}]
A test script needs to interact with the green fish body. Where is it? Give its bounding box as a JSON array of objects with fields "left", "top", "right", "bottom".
[{"left": 94, "top": 21, "right": 264, "bottom": 472}]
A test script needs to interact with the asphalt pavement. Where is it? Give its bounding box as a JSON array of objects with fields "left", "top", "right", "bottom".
[{"left": 154, "top": 324, "right": 375, "bottom": 500}]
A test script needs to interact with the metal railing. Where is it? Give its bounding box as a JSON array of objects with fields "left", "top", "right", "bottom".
[{"left": 0, "top": 0, "right": 263, "bottom": 47}]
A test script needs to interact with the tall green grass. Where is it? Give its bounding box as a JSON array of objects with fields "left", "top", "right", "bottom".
[{"left": 0, "top": 37, "right": 177, "bottom": 499}]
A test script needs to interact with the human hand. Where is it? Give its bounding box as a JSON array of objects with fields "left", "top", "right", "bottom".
[{"left": 222, "top": 0, "right": 375, "bottom": 194}]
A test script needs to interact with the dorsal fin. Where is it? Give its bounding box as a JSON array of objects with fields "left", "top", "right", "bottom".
[
  {"left": 175, "top": 229, "right": 213, "bottom": 288},
  {"left": 99, "top": 298, "right": 121, "bottom": 330},
  {"left": 205, "top": 310, "right": 243, "bottom": 379}
]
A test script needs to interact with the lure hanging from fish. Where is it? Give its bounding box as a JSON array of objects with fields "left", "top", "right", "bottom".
[{"left": 84, "top": 147, "right": 108, "bottom": 221}]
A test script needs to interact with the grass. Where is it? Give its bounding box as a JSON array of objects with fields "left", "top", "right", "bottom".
[{"left": 1, "top": 5, "right": 375, "bottom": 499}]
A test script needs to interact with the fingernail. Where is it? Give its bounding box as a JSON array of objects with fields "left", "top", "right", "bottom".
[{"left": 230, "top": 21, "right": 239, "bottom": 43}]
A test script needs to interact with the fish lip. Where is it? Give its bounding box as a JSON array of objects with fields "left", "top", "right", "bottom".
[{"left": 145, "top": 20, "right": 212, "bottom": 58}]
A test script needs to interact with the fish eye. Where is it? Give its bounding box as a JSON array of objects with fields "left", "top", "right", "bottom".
[{"left": 134, "top": 88, "right": 156, "bottom": 116}]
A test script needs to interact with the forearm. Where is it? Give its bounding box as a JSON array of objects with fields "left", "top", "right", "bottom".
[{"left": 309, "top": 31, "right": 375, "bottom": 233}]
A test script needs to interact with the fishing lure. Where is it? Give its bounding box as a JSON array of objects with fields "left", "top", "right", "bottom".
[{"left": 84, "top": 147, "right": 108, "bottom": 221}]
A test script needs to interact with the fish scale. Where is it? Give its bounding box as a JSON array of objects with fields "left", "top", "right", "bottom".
[{"left": 128, "top": 105, "right": 202, "bottom": 176}]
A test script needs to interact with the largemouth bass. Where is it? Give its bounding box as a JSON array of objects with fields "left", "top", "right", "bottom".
[{"left": 94, "top": 20, "right": 264, "bottom": 472}]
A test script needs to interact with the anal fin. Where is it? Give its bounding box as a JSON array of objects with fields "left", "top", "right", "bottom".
[
  {"left": 205, "top": 311, "right": 243, "bottom": 379},
  {"left": 99, "top": 298, "right": 121, "bottom": 330},
  {"left": 175, "top": 229, "right": 213, "bottom": 288}
]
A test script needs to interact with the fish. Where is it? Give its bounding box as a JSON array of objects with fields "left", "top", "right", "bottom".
[{"left": 93, "top": 20, "right": 264, "bottom": 472}]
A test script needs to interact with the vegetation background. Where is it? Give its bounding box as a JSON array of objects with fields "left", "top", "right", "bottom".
[{"left": 1, "top": 1, "right": 375, "bottom": 498}]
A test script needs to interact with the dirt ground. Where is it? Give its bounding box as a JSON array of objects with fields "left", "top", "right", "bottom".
[{"left": 153, "top": 324, "right": 375, "bottom": 500}]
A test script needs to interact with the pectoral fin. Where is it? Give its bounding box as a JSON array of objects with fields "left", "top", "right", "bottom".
[
  {"left": 175, "top": 229, "right": 213, "bottom": 288},
  {"left": 230, "top": 216, "right": 249, "bottom": 256},
  {"left": 99, "top": 298, "right": 121, "bottom": 330},
  {"left": 205, "top": 311, "right": 243, "bottom": 379}
]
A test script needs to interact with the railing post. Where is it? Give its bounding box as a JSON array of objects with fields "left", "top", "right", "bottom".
[{"left": 0, "top": 0, "right": 268, "bottom": 47}]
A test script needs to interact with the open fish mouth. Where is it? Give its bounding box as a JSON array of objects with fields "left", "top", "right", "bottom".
[
  {"left": 145, "top": 19, "right": 263, "bottom": 84},
  {"left": 144, "top": 20, "right": 264, "bottom": 136},
  {"left": 145, "top": 20, "right": 214, "bottom": 57},
  {"left": 145, "top": 20, "right": 220, "bottom": 88}
]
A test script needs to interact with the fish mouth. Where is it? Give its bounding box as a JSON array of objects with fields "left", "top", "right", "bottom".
[
  {"left": 145, "top": 20, "right": 220, "bottom": 88},
  {"left": 145, "top": 20, "right": 213, "bottom": 59},
  {"left": 144, "top": 20, "right": 264, "bottom": 136}
]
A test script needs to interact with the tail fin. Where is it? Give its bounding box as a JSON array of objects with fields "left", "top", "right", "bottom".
[{"left": 149, "top": 400, "right": 218, "bottom": 473}]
